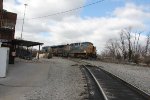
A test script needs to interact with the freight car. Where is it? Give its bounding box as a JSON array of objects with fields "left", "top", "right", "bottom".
[{"left": 42, "top": 42, "right": 97, "bottom": 59}]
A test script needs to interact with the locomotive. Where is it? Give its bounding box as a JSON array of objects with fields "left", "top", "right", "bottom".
[{"left": 42, "top": 42, "right": 97, "bottom": 59}]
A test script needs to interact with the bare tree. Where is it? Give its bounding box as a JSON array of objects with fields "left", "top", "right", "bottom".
[
  {"left": 105, "top": 39, "right": 121, "bottom": 60},
  {"left": 119, "top": 30, "right": 127, "bottom": 60},
  {"left": 135, "top": 32, "right": 141, "bottom": 54},
  {"left": 122, "top": 28, "right": 133, "bottom": 61},
  {"left": 101, "top": 28, "right": 150, "bottom": 65},
  {"left": 145, "top": 33, "right": 150, "bottom": 56}
]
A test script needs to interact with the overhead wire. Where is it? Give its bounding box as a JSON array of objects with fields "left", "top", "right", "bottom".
[{"left": 17, "top": 0, "right": 105, "bottom": 20}]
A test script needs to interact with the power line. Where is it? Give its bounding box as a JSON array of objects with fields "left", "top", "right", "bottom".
[{"left": 17, "top": 0, "right": 105, "bottom": 20}]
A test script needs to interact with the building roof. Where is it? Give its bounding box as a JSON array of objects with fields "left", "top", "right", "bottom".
[{"left": 4, "top": 39, "right": 44, "bottom": 47}]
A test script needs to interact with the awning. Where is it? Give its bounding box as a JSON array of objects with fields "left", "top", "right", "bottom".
[{"left": 3, "top": 39, "right": 44, "bottom": 47}]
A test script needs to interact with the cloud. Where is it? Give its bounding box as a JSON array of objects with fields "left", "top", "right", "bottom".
[
  {"left": 3, "top": 1, "right": 150, "bottom": 53},
  {"left": 114, "top": 3, "right": 150, "bottom": 20},
  {"left": 48, "top": 15, "right": 145, "bottom": 53}
]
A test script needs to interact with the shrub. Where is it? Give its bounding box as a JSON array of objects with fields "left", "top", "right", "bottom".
[
  {"left": 133, "top": 54, "right": 140, "bottom": 64},
  {"left": 144, "top": 56, "right": 150, "bottom": 66}
]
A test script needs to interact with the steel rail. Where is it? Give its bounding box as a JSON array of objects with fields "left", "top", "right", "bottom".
[
  {"left": 98, "top": 66, "right": 150, "bottom": 100},
  {"left": 80, "top": 59, "right": 150, "bottom": 98},
  {"left": 84, "top": 65, "right": 109, "bottom": 100},
  {"left": 71, "top": 58, "right": 150, "bottom": 99}
]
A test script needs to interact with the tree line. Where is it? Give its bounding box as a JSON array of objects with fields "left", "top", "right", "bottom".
[{"left": 101, "top": 27, "right": 150, "bottom": 65}]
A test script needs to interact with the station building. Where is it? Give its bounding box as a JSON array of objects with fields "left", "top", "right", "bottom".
[
  {"left": 0, "top": 0, "right": 17, "bottom": 64},
  {"left": 0, "top": 0, "right": 17, "bottom": 42},
  {"left": 0, "top": 0, "right": 43, "bottom": 64}
]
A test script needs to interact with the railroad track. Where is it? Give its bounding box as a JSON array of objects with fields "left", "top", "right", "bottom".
[{"left": 81, "top": 65, "right": 150, "bottom": 100}]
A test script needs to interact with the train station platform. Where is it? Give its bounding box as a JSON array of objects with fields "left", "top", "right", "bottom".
[{"left": 0, "top": 58, "right": 85, "bottom": 100}]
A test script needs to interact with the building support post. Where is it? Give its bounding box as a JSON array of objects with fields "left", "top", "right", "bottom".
[{"left": 38, "top": 45, "right": 40, "bottom": 59}]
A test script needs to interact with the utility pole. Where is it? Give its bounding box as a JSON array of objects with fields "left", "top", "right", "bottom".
[{"left": 21, "top": 4, "right": 27, "bottom": 39}]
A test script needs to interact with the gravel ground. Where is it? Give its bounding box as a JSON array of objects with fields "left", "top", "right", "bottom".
[
  {"left": 0, "top": 57, "right": 86, "bottom": 100},
  {"left": 83, "top": 60, "right": 150, "bottom": 96}
]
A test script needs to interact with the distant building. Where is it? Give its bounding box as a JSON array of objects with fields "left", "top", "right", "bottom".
[{"left": 0, "top": 0, "right": 17, "bottom": 42}]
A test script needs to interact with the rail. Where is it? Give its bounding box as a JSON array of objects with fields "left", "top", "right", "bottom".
[
  {"left": 83, "top": 65, "right": 150, "bottom": 100},
  {"left": 84, "top": 65, "right": 108, "bottom": 100}
]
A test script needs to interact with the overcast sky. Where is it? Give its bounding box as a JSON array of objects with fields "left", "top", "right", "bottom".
[{"left": 3, "top": 0, "right": 150, "bottom": 53}]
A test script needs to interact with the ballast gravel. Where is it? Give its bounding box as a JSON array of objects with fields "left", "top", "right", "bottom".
[
  {"left": 23, "top": 58, "right": 86, "bottom": 100},
  {"left": 83, "top": 60, "right": 150, "bottom": 95},
  {"left": 0, "top": 58, "right": 86, "bottom": 100}
]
